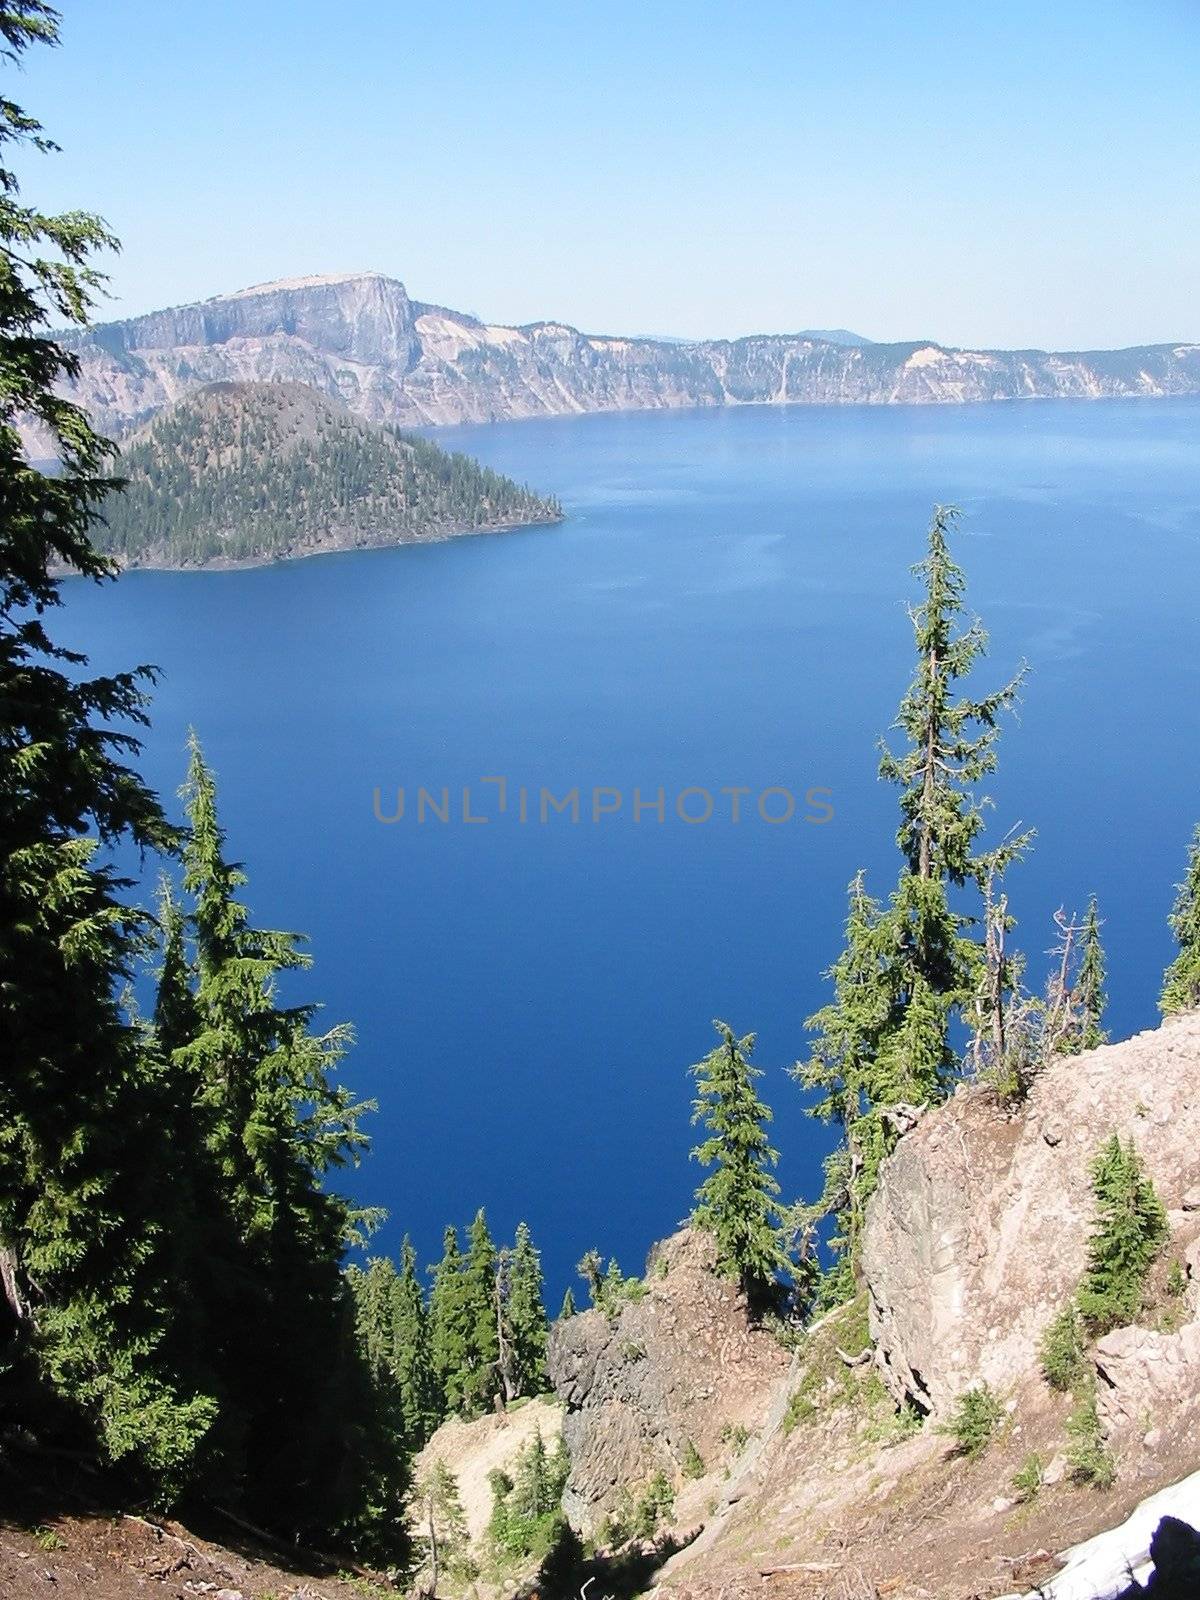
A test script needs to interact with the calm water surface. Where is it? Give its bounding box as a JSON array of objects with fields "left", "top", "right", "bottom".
[{"left": 61, "top": 399, "right": 1200, "bottom": 1297}]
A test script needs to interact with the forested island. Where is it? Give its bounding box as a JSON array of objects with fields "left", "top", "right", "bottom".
[{"left": 96, "top": 381, "right": 562, "bottom": 568}]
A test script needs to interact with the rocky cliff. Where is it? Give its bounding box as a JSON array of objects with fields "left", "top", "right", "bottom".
[
  {"left": 545, "top": 1014, "right": 1200, "bottom": 1600},
  {"left": 546, "top": 1228, "right": 790, "bottom": 1535},
  {"left": 49, "top": 272, "right": 1200, "bottom": 440},
  {"left": 862, "top": 1010, "right": 1200, "bottom": 1432}
]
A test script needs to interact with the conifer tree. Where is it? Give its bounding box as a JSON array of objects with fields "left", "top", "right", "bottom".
[
  {"left": 798, "top": 508, "right": 1027, "bottom": 1282},
  {"left": 507, "top": 1221, "right": 548, "bottom": 1398},
  {"left": 0, "top": 1, "right": 214, "bottom": 1491},
  {"left": 174, "top": 736, "right": 392, "bottom": 1544},
  {"left": 1161, "top": 825, "right": 1200, "bottom": 1015},
  {"left": 558, "top": 1287, "right": 577, "bottom": 1320},
  {"left": 1077, "top": 896, "right": 1108, "bottom": 1051},
  {"left": 576, "top": 1249, "right": 603, "bottom": 1307},
  {"left": 690, "top": 1021, "right": 784, "bottom": 1304},
  {"left": 460, "top": 1208, "right": 500, "bottom": 1410},
  {"left": 392, "top": 1235, "right": 439, "bottom": 1446},
  {"left": 428, "top": 1225, "right": 470, "bottom": 1412},
  {"left": 1077, "top": 1135, "right": 1168, "bottom": 1332}
]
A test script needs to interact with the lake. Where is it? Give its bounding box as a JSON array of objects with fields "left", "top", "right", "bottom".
[{"left": 60, "top": 398, "right": 1200, "bottom": 1302}]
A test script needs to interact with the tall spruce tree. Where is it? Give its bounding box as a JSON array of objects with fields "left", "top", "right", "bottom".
[
  {"left": 1076, "top": 896, "right": 1108, "bottom": 1051},
  {"left": 797, "top": 508, "right": 1027, "bottom": 1284},
  {"left": 173, "top": 736, "right": 396, "bottom": 1546},
  {"left": 0, "top": 1, "right": 217, "bottom": 1492},
  {"left": 507, "top": 1221, "right": 548, "bottom": 1399},
  {"left": 392, "top": 1235, "right": 439, "bottom": 1447},
  {"left": 690, "top": 1021, "right": 784, "bottom": 1304},
  {"left": 428, "top": 1225, "right": 470, "bottom": 1413},
  {"left": 461, "top": 1208, "right": 500, "bottom": 1410},
  {"left": 1161, "top": 825, "right": 1200, "bottom": 1015}
]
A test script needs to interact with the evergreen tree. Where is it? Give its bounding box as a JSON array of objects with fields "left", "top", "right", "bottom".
[
  {"left": 1076, "top": 896, "right": 1108, "bottom": 1051},
  {"left": 1161, "top": 825, "right": 1200, "bottom": 1015},
  {"left": 173, "top": 736, "right": 396, "bottom": 1547},
  {"left": 507, "top": 1222, "right": 548, "bottom": 1398},
  {"left": 576, "top": 1249, "right": 603, "bottom": 1307},
  {"left": 797, "top": 508, "right": 1027, "bottom": 1278},
  {"left": 392, "top": 1235, "right": 439, "bottom": 1446},
  {"left": 689, "top": 1021, "right": 784, "bottom": 1303},
  {"left": 1077, "top": 1135, "right": 1168, "bottom": 1332},
  {"left": 0, "top": 1, "right": 215, "bottom": 1492},
  {"left": 460, "top": 1208, "right": 500, "bottom": 1410},
  {"left": 558, "top": 1287, "right": 577, "bottom": 1320},
  {"left": 428, "top": 1225, "right": 470, "bottom": 1413}
]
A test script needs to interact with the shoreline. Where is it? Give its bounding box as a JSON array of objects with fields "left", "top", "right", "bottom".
[{"left": 61, "top": 509, "right": 565, "bottom": 577}]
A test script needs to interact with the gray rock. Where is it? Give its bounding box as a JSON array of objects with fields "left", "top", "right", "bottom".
[{"left": 862, "top": 1011, "right": 1200, "bottom": 1416}]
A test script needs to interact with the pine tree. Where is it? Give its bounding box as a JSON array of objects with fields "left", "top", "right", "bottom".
[
  {"left": 428, "top": 1225, "right": 470, "bottom": 1413},
  {"left": 0, "top": 3, "right": 216, "bottom": 1494},
  {"left": 1161, "top": 825, "right": 1200, "bottom": 1015},
  {"left": 460, "top": 1208, "right": 500, "bottom": 1411},
  {"left": 392, "top": 1235, "right": 439, "bottom": 1446},
  {"left": 174, "top": 735, "right": 393, "bottom": 1545},
  {"left": 558, "top": 1287, "right": 577, "bottom": 1320},
  {"left": 576, "top": 1249, "right": 603, "bottom": 1307},
  {"left": 1076, "top": 896, "right": 1108, "bottom": 1051},
  {"left": 798, "top": 508, "right": 1027, "bottom": 1279},
  {"left": 1077, "top": 1135, "right": 1168, "bottom": 1332},
  {"left": 507, "top": 1222, "right": 548, "bottom": 1398},
  {"left": 690, "top": 1021, "right": 784, "bottom": 1304}
]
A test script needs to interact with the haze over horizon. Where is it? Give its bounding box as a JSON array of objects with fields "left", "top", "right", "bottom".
[{"left": 14, "top": 0, "right": 1199, "bottom": 351}]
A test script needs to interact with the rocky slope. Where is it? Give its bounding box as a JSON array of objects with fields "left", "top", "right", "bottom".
[
  {"left": 94, "top": 380, "right": 561, "bottom": 568},
  {"left": 543, "top": 1013, "right": 1200, "bottom": 1600},
  {"left": 547, "top": 1228, "right": 790, "bottom": 1535},
  {"left": 50, "top": 272, "right": 1200, "bottom": 440}
]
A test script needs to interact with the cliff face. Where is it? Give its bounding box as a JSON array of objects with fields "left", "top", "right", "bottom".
[
  {"left": 545, "top": 1228, "right": 789, "bottom": 1535},
  {"left": 862, "top": 1011, "right": 1200, "bottom": 1427},
  {"left": 52, "top": 271, "right": 1200, "bottom": 439},
  {"left": 547, "top": 1016, "right": 1200, "bottom": 1600}
]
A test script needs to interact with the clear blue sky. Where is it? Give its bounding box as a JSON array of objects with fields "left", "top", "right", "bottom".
[{"left": 11, "top": 0, "right": 1199, "bottom": 347}]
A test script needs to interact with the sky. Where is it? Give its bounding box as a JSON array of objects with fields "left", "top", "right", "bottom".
[{"left": 10, "top": 0, "right": 1200, "bottom": 349}]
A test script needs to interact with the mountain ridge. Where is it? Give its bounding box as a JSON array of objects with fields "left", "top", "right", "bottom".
[{"left": 50, "top": 271, "right": 1200, "bottom": 439}]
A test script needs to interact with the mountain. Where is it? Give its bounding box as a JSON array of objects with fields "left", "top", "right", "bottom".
[
  {"left": 52, "top": 272, "right": 1200, "bottom": 439},
  {"left": 95, "top": 380, "right": 562, "bottom": 569}
]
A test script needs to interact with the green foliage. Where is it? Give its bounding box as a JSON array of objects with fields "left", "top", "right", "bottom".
[
  {"left": 486, "top": 1431, "right": 570, "bottom": 1568},
  {"left": 506, "top": 1221, "right": 548, "bottom": 1399},
  {"left": 1076, "top": 897, "right": 1109, "bottom": 1052},
  {"left": 1161, "top": 824, "right": 1200, "bottom": 1015},
  {"left": 1040, "top": 1303, "right": 1088, "bottom": 1393},
  {"left": 680, "top": 1439, "right": 705, "bottom": 1479},
  {"left": 1066, "top": 1382, "right": 1115, "bottom": 1488},
  {"left": 797, "top": 509, "right": 1028, "bottom": 1273},
  {"left": 941, "top": 1384, "right": 1003, "bottom": 1460},
  {"left": 412, "top": 1459, "right": 477, "bottom": 1589},
  {"left": 577, "top": 1251, "right": 647, "bottom": 1318},
  {"left": 96, "top": 382, "right": 562, "bottom": 567},
  {"left": 1076, "top": 1135, "right": 1169, "bottom": 1332},
  {"left": 0, "top": 2, "right": 222, "bottom": 1504},
  {"left": 1012, "top": 1452, "right": 1045, "bottom": 1503},
  {"left": 558, "top": 1287, "right": 577, "bottom": 1320},
  {"left": 690, "top": 1021, "right": 785, "bottom": 1302},
  {"left": 1166, "top": 1259, "right": 1187, "bottom": 1299}
]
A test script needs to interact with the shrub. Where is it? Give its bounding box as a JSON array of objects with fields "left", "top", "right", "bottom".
[
  {"left": 1066, "top": 1383, "right": 1115, "bottom": 1488},
  {"left": 681, "top": 1439, "right": 705, "bottom": 1479},
  {"left": 1166, "top": 1259, "right": 1187, "bottom": 1299},
  {"left": 1012, "top": 1452, "right": 1045, "bottom": 1503},
  {"left": 1040, "top": 1303, "right": 1088, "bottom": 1392},
  {"left": 942, "top": 1383, "right": 1003, "bottom": 1460},
  {"left": 1076, "top": 1135, "right": 1169, "bottom": 1333}
]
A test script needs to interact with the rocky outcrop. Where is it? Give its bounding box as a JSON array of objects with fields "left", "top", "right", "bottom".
[
  {"left": 862, "top": 1010, "right": 1200, "bottom": 1418},
  {"left": 45, "top": 271, "right": 1200, "bottom": 443},
  {"left": 411, "top": 1397, "right": 563, "bottom": 1552},
  {"left": 546, "top": 1228, "right": 789, "bottom": 1534}
]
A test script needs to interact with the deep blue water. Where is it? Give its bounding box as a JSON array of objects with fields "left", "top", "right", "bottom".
[{"left": 60, "top": 398, "right": 1200, "bottom": 1303}]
